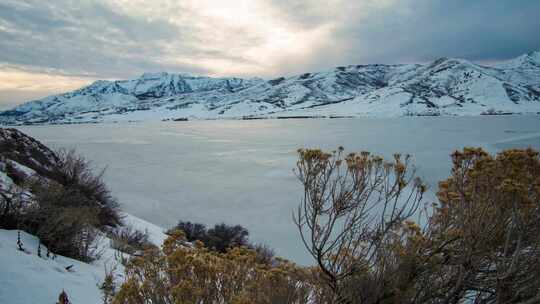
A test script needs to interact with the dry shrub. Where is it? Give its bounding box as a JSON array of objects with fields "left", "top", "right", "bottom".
[
  {"left": 24, "top": 179, "right": 101, "bottom": 261},
  {"left": 168, "top": 221, "right": 250, "bottom": 253},
  {"left": 112, "top": 230, "right": 324, "bottom": 304},
  {"left": 294, "top": 147, "right": 426, "bottom": 303},
  {"left": 295, "top": 147, "right": 540, "bottom": 303},
  {"left": 250, "top": 243, "right": 276, "bottom": 266},
  {"left": 425, "top": 147, "right": 540, "bottom": 303},
  {"left": 109, "top": 225, "right": 152, "bottom": 255},
  {"left": 53, "top": 149, "right": 121, "bottom": 228},
  {"left": 17, "top": 149, "right": 120, "bottom": 261},
  {"left": 167, "top": 221, "right": 207, "bottom": 242}
]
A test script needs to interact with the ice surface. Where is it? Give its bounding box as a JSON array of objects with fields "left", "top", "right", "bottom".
[{"left": 16, "top": 116, "right": 540, "bottom": 264}]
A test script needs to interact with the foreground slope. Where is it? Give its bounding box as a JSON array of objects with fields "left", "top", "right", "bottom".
[
  {"left": 0, "top": 216, "right": 166, "bottom": 304},
  {"left": 1, "top": 52, "right": 540, "bottom": 124},
  {"left": 0, "top": 127, "right": 168, "bottom": 303},
  {"left": 0, "top": 229, "right": 105, "bottom": 304}
]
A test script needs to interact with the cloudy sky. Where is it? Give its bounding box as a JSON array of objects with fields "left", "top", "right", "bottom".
[{"left": 0, "top": 0, "right": 539, "bottom": 109}]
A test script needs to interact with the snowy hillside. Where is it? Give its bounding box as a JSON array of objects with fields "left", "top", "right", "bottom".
[
  {"left": 0, "top": 229, "right": 106, "bottom": 304},
  {"left": 0, "top": 216, "right": 166, "bottom": 304},
  {"left": 0, "top": 127, "right": 168, "bottom": 303},
  {"left": 1, "top": 52, "right": 540, "bottom": 124}
]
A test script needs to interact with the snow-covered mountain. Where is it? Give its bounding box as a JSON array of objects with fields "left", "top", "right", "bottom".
[{"left": 2, "top": 52, "right": 540, "bottom": 124}]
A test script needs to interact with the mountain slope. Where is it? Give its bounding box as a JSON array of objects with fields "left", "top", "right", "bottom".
[{"left": 1, "top": 53, "right": 540, "bottom": 124}]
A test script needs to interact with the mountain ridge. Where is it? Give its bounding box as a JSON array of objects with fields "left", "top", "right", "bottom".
[{"left": 1, "top": 52, "right": 539, "bottom": 124}]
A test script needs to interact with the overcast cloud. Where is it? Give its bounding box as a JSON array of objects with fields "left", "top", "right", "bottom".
[{"left": 0, "top": 0, "right": 539, "bottom": 108}]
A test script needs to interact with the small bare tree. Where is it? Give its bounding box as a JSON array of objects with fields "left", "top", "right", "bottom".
[{"left": 293, "top": 147, "right": 426, "bottom": 303}]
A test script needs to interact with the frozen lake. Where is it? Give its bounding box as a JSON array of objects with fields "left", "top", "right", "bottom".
[{"left": 16, "top": 116, "right": 540, "bottom": 264}]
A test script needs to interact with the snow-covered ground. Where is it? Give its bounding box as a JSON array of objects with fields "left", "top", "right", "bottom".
[
  {"left": 0, "top": 229, "right": 106, "bottom": 304},
  {"left": 0, "top": 214, "right": 167, "bottom": 304}
]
